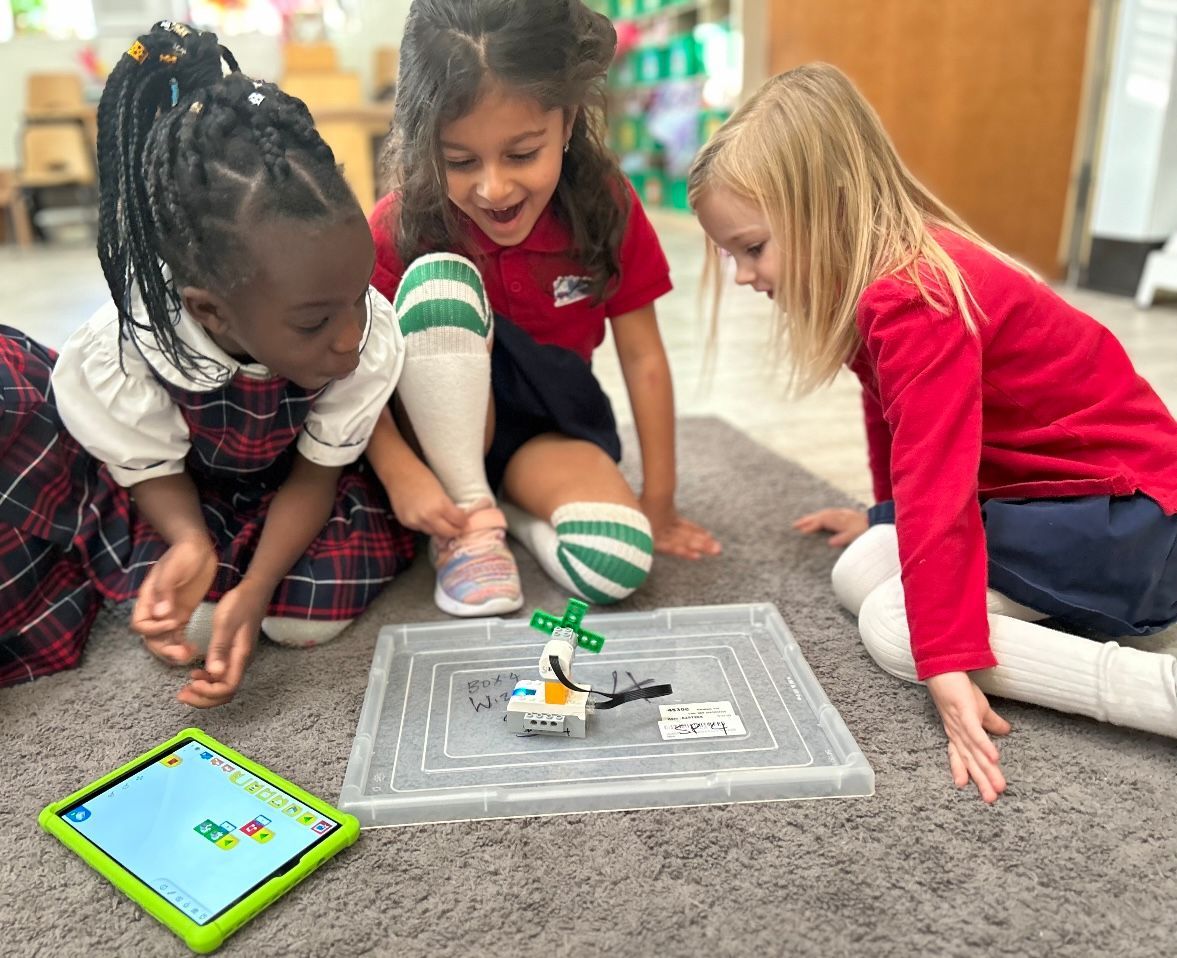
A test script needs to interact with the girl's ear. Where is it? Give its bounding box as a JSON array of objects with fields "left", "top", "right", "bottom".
[
  {"left": 180, "top": 286, "right": 232, "bottom": 336},
  {"left": 562, "top": 107, "right": 578, "bottom": 147}
]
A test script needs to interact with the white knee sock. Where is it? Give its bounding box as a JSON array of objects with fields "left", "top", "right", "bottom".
[
  {"left": 858, "top": 574, "right": 1177, "bottom": 738},
  {"left": 831, "top": 524, "right": 901, "bottom": 616},
  {"left": 393, "top": 252, "right": 495, "bottom": 509},
  {"left": 262, "top": 617, "right": 353, "bottom": 649},
  {"left": 186, "top": 604, "right": 352, "bottom": 651},
  {"left": 831, "top": 523, "right": 1047, "bottom": 621},
  {"left": 504, "top": 501, "right": 654, "bottom": 604}
]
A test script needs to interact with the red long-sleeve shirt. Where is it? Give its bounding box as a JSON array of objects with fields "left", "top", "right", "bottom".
[{"left": 850, "top": 231, "right": 1177, "bottom": 679}]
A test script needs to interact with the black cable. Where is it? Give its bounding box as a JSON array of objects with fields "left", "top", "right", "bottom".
[{"left": 547, "top": 656, "right": 673, "bottom": 710}]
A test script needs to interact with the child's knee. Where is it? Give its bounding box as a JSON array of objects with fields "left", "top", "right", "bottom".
[
  {"left": 395, "top": 252, "right": 492, "bottom": 343},
  {"left": 830, "top": 522, "right": 900, "bottom": 616},
  {"left": 857, "top": 575, "right": 920, "bottom": 684},
  {"left": 552, "top": 502, "right": 653, "bottom": 605}
]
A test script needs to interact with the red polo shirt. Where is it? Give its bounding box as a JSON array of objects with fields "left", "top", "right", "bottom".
[
  {"left": 852, "top": 229, "right": 1177, "bottom": 679},
  {"left": 369, "top": 184, "right": 672, "bottom": 362}
]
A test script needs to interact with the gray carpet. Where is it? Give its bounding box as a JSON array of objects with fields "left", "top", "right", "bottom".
[{"left": 4, "top": 417, "right": 1175, "bottom": 958}]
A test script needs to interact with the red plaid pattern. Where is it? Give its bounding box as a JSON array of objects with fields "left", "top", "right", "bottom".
[{"left": 1, "top": 326, "right": 414, "bottom": 688}]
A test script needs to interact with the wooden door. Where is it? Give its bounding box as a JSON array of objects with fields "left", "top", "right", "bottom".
[{"left": 768, "top": 0, "right": 1092, "bottom": 277}]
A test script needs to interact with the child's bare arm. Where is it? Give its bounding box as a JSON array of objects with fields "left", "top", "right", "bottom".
[
  {"left": 610, "top": 305, "right": 721, "bottom": 559},
  {"left": 129, "top": 473, "right": 217, "bottom": 659},
  {"left": 179, "top": 453, "right": 340, "bottom": 708}
]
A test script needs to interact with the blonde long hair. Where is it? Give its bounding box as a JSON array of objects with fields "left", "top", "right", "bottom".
[{"left": 689, "top": 63, "right": 1029, "bottom": 394}]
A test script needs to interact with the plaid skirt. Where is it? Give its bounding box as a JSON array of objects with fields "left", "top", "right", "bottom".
[{"left": 0, "top": 326, "right": 414, "bottom": 688}]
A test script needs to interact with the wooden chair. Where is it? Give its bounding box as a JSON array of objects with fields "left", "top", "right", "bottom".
[
  {"left": 373, "top": 47, "right": 399, "bottom": 99},
  {"left": 283, "top": 42, "right": 338, "bottom": 76},
  {"left": 281, "top": 72, "right": 363, "bottom": 112},
  {"left": 18, "top": 124, "right": 96, "bottom": 189},
  {"left": 0, "top": 169, "right": 34, "bottom": 247},
  {"left": 317, "top": 121, "right": 375, "bottom": 215},
  {"left": 25, "top": 72, "right": 85, "bottom": 114}
]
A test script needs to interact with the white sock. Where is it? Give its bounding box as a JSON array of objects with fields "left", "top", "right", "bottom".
[
  {"left": 832, "top": 522, "right": 1046, "bottom": 621},
  {"left": 504, "top": 500, "right": 654, "bottom": 604},
  {"left": 393, "top": 252, "right": 495, "bottom": 509},
  {"left": 858, "top": 574, "right": 1177, "bottom": 738},
  {"left": 186, "top": 604, "right": 352, "bottom": 651},
  {"left": 262, "top": 617, "right": 353, "bottom": 649}
]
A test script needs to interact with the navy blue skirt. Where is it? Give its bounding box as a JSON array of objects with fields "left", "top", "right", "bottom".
[
  {"left": 871, "top": 494, "right": 1177, "bottom": 637},
  {"left": 485, "top": 314, "right": 621, "bottom": 491}
]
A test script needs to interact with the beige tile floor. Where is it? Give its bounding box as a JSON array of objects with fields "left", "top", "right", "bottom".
[{"left": 4, "top": 211, "right": 1176, "bottom": 508}]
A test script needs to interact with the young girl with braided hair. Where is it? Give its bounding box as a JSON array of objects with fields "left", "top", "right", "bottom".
[{"left": 0, "top": 21, "right": 423, "bottom": 703}]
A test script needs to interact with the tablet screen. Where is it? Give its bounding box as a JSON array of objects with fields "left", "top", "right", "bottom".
[{"left": 57, "top": 738, "right": 340, "bottom": 926}]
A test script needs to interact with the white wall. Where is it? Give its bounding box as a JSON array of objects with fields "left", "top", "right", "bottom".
[{"left": 1090, "top": 0, "right": 1177, "bottom": 241}]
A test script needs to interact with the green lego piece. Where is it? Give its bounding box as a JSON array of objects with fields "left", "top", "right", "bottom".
[{"left": 528, "top": 598, "right": 606, "bottom": 654}]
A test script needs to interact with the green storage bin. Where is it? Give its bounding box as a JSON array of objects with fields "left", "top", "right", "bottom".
[
  {"left": 612, "top": 52, "right": 637, "bottom": 88},
  {"left": 629, "top": 170, "right": 667, "bottom": 208},
  {"left": 665, "top": 176, "right": 690, "bottom": 211},
  {"left": 634, "top": 46, "right": 666, "bottom": 84},
  {"left": 666, "top": 34, "right": 703, "bottom": 79},
  {"left": 614, "top": 116, "right": 645, "bottom": 153},
  {"left": 699, "top": 109, "right": 730, "bottom": 144}
]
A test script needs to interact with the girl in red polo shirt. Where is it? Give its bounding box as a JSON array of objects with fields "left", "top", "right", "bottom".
[
  {"left": 364, "top": 0, "right": 720, "bottom": 617},
  {"left": 691, "top": 64, "right": 1177, "bottom": 803}
]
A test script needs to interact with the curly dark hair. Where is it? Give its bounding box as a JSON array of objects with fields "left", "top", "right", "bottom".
[
  {"left": 96, "top": 21, "right": 358, "bottom": 380},
  {"left": 381, "top": 0, "right": 629, "bottom": 304}
]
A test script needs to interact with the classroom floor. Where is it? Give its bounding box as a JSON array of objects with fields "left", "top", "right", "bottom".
[{"left": 5, "top": 210, "right": 1177, "bottom": 506}]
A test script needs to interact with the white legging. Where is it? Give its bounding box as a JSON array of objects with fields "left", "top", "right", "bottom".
[{"left": 833, "top": 524, "right": 1177, "bottom": 738}]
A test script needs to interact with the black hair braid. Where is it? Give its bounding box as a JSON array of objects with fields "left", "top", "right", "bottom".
[{"left": 96, "top": 21, "right": 358, "bottom": 382}]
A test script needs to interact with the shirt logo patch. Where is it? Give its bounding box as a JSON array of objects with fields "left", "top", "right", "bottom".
[{"left": 553, "top": 275, "right": 592, "bottom": 308}]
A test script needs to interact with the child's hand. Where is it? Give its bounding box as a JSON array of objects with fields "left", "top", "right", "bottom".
[
  {"left": 177, "top": 580, "right": 266, "bottom": 708},
  {"left": 133, "top": 536, "right": 218, "bottom": 664},
  {"left": 384, "top": 458, "right": 466, "bottom": 540},
  {"left": 640, "top": 496, "right": 722, "bottom": 560},
  {"left": 926, "top": 670, "right": 1012, "bottom": 804},
  {"left": 793, "top": 508, "right": 869, "bottom": 547}
]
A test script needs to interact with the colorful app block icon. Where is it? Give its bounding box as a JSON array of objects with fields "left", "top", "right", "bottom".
[
  {"left": 296, "top": 812, "right": 317, "bottom": 827},
  {"left": 219, "top": 820, "right": 236, "bottom": 832},
  {"left": 199, "top": 751, "right": 213, "bottom": 761},
  {"left": 256, "top": 787, "right": 275, "bottom": 801},
  {"left": 254, "top": 815, "right": 271, "bottom": 827},
  {"left": 222, "top": 764, "right": 235, "bottom": 774},
  {"left": 244, "top": 781, "right": 262, "bottom": 794},
  {"left": 210, "top": 758, "right": 222, "bottom": 767},
  {"left": 250, "top": 828, "right": 275, "bottom": 844},
  {"left": 194, "top": 819, "right": 217, "bottom": 836},
  {"left": 65, "top": 806, "right": 91, "bottom": 823},
  {"left": 240, "top": 820, "right": 261, "bottom": 837},
  {"left": 311, "top": 820, "right": 333, "bottom": 835},
  {"left": 215, "top": 835, "right": 239, "bottom": 850},
  {"left": 160, "top": 755, "right": 182, "bottom": 768},
  {"left": 283, "top": 804, "right": 303, "bottom": 818},
  {"left": 267, "top": 795, "right": 288, "bottom": 810}
]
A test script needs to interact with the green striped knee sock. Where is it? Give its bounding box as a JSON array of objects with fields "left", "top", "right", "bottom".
[
  {"left": 394, "top": 252, "right": 495, "bottom": 508},
  {"left": 505, "top": 501, "right": 654, "bottom": 604}
]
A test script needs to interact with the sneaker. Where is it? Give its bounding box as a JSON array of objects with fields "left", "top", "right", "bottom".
[{"left": 431, "top": 504, "right": 523, "bottom": 617}]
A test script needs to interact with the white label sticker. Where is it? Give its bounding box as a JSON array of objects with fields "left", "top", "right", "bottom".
[
  {"left": 658, "top": 717, "right": 747, "bottom": 740},
  {"left": 659, "top": 701, "right": 736, "bottom": 721}
]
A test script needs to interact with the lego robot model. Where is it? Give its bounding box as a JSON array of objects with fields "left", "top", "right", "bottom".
[
  {"left": 505, "top": 600, "right": 603, "bottom": 739},
  {"left": 505, "top": 599, "right": 672, "bottom": 739}
]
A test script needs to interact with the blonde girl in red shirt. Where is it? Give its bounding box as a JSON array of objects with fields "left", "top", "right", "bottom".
[{"left": 691, "top": 63, "right": 1177, "bottom": 803}]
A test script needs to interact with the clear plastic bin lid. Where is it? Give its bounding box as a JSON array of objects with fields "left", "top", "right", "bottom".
[{"left": 340, "top": 603, "right": 873, "bottom": 826}]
